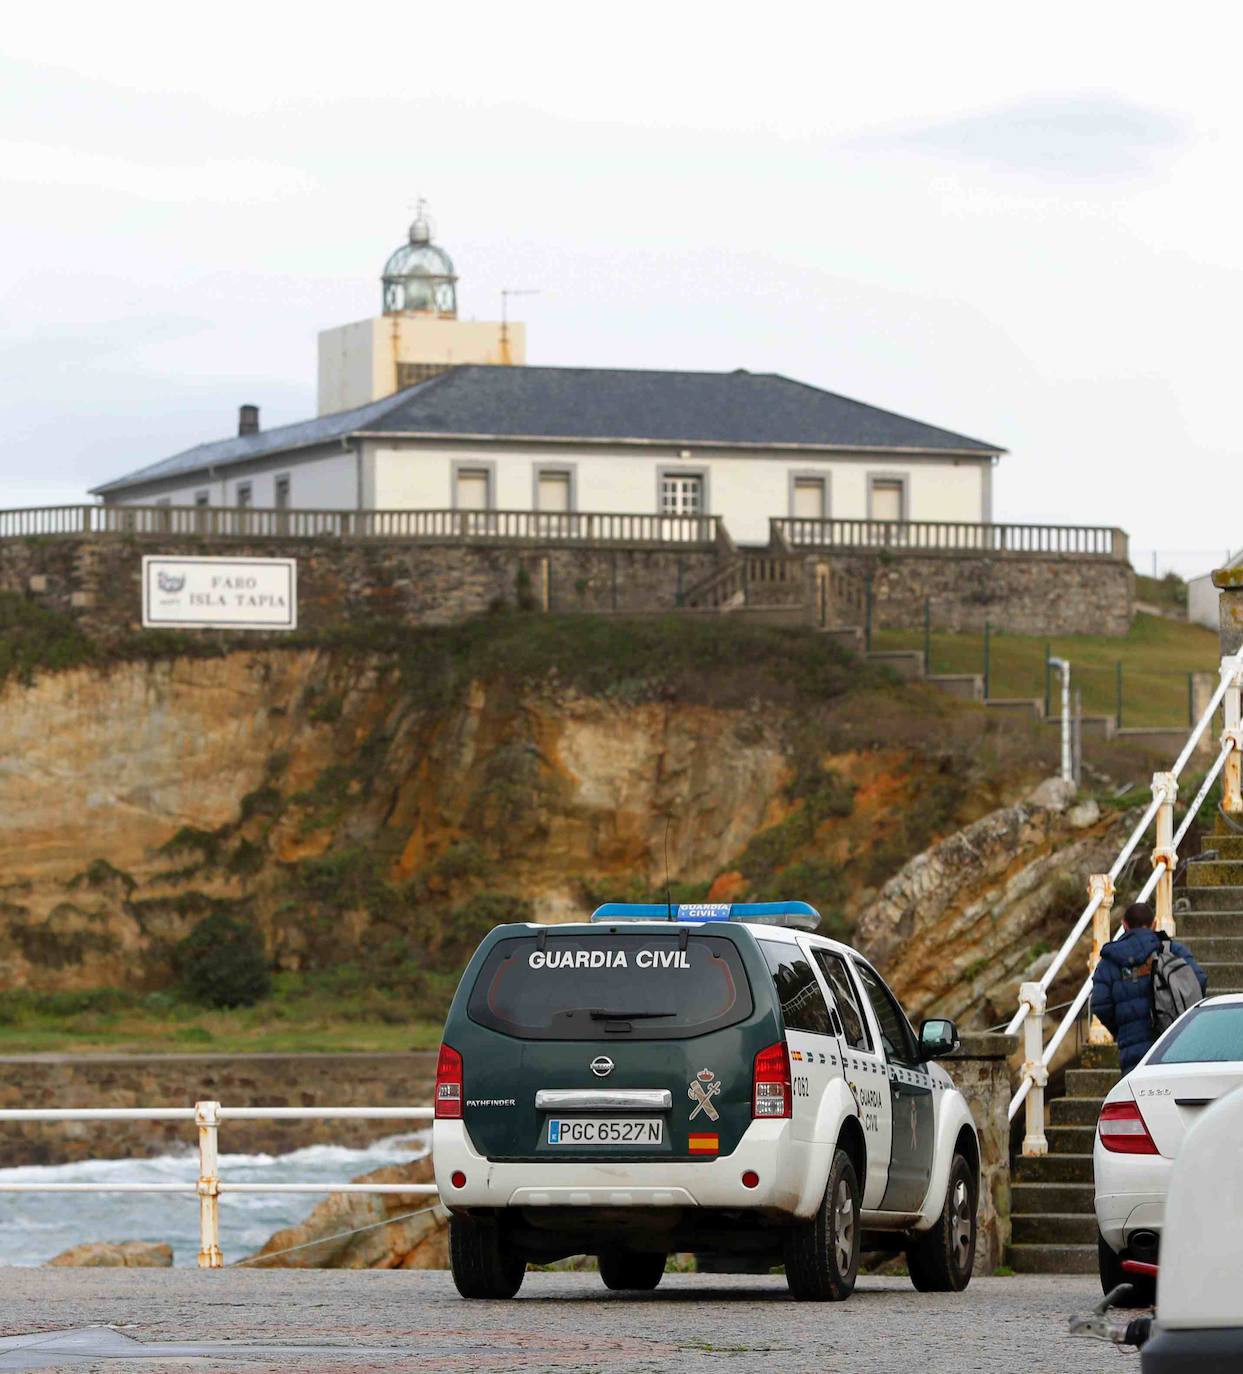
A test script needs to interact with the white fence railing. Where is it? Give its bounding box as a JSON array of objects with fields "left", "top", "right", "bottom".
[
  {"left": 1008, "top": 652, "right": 1243, "bottom": 1153},
  {"left": 0, "top": 1103, "right": 435, "bottom": 1267}
]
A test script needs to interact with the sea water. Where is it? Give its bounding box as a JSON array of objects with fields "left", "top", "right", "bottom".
[{"left": 0, "top": 1131, "right": 430, "bottom": 1267}]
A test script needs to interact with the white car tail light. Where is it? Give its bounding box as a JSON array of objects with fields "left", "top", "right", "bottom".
[
  {"left": 1098, "top": 1099, "right": 1158, "bottom": 1154},
  {"left": 753, "top": 1041, "right": 792, "bottom": 1119},
  {"left": 435, "top": 1043, "right": 463, "bottom": 1120}
]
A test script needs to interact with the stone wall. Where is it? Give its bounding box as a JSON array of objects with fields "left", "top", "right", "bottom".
[
  {"left": 0, "top": 1053, "right": 436, "bottom": 1166},
  {"left": 946, "top": 1033, "right": 1014, "bottom": 1274},
  {"left": 0, "top": 533, "right": 1132, "bottom": 641},
  {"left": 839, "top": 551, "right": 1134, "bottom": 636}
]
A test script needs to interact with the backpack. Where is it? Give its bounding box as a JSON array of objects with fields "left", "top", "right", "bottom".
[{"left": 1151, "top": 935, "right": 1204, "bottom": 1034}]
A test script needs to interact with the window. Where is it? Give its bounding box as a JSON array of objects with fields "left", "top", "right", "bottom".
[
  {"left": 792, "top": 476, "right": 826, "bottom": 520},
  {"left": 759, "top": 941, "right": 833, "bottom": 1036},
  {"left": 869, "top": 477, "right": 905, "bottom": 523},
  {"left": 467, "top": 933, "right": 752, "bottom": 1041},
  {"left": 660, "top": 472, "right": 704, "bottom": 516},
  {"left": 455, "top": 468, "right": 491, "bottom": 511},
  {"left": 274, "top": 476, "right": 291, "bottom": 510},
  {"left": 194, "top": 491, "right": 210, "bottom": 507},
  {"left": 1149, "top": 1004, "right": 1243, "bottom": 1064},
  {"left": 537, "top": 471, "right": 572, "bottom": 513},
  {"left": 812, "top": 950, "right": 871, "bottom": 1051},
  {"left": 236, "top": 483, "right": 252, "bottom": 508},
  {"left": 853, "top": 960, "right": 920, "bottom": 1064}
]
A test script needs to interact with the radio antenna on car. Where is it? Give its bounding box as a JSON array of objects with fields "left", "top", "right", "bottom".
[{"left": 664, "top": 815, "right": 674, "bottom": 922}]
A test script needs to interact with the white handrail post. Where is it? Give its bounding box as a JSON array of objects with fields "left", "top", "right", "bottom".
[
  {"left": 1087, "top": 873, "right": 1115, "bottom": 1045},
  {"left": 1049, "top": 656, "right": 1072, "bottom": 781},
  {"left": 196, "top": 1100, "right": 223, "bottom": 1269},
  {"left": 1019, "top": 981, "right": 1048, "bottom": 1156},
  {"left": 1223, "top": 657, "right": 1243, "bottom": 816},
  {"left": 1151, "top": 772, "right": 1179, "bottom": 937}
]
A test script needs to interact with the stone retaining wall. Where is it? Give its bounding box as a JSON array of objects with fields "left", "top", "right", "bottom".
[
  {"left": 0, "top": 1053, "right": 436, "bottom": 1166},
  {"left": 947, "top": 1033, "right": 1015, "bottom": 1274}
]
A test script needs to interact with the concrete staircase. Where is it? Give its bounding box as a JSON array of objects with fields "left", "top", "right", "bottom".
[{"left": 1009, "top": 816, "right": 1243, "bottom": 1275}]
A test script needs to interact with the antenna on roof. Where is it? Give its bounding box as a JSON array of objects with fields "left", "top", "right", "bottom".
[
  {"left": 499, "top": 288, "right": 540, "bottom": 366},
  {"left": 664, "top": 815, "right": 675, "bottom": 923}
]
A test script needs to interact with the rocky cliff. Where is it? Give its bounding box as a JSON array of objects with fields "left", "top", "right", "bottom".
[{"left": 0, "top": 613, "right": 1088, "bottom": 1020}]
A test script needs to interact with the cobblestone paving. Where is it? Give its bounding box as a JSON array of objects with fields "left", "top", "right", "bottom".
[{"left": 0, "top": 1270, "right": 1130, "bottom": 1373}]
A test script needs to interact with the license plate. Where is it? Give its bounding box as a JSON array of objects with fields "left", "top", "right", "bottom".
[{"left": 546, "top": 1117, "right": 663, "bottom": 1146}]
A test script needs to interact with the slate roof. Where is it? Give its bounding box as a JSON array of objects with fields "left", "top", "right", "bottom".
[{"left": 92, "top": 366, "right": 1004, "bottom": 495}]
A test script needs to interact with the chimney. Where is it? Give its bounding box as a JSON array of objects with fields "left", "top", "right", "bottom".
[{"left": 238, "top": 404, "right": 260, "bottom": 436}]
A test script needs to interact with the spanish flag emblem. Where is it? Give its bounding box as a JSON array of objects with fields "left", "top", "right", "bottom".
[{"left": 688, "top": 1133, "right": 719, "bottom": 1153}]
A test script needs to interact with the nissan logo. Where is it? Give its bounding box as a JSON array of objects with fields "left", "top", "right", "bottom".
[{"left": 590, "top": 1056, "right": 614, "bottom": 1078}]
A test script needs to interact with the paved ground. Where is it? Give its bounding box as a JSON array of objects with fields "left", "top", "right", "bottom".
[{"left": 0, "top": 1270, "right": 1136, "bottom": 1373}]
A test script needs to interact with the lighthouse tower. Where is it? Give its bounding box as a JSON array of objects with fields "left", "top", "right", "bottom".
[{"left": 316, "top": 202, "right": 525, "bottom": 416}]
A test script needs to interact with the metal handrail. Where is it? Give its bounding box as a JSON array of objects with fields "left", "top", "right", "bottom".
[
  {"left": 0, "top": 1103, "right": 435, "bottom": 1267},
  {"left": 1008, "top": 649, "right": 1243, "bottom": 1150}
]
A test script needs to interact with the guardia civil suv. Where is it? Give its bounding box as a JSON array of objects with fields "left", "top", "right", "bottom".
[{"left": 432, "top": 901, "right": 979, "bottom": 1301}]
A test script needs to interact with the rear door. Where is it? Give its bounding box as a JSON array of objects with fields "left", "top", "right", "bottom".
[
  {"left": 1130, "top": 1001, "right": 1243, "bottom": 1156},
  {"left": 852, "top": 958, "right": 935, "bottom": 1214},
  {"left": 457, "top": 927, "right": 771, "bottom": 1162},
  {"left": 756, "top": 939, "right": 840, "bottom": 1141}
]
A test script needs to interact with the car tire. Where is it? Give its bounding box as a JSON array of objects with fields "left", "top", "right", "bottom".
[
  {"left": 1097, "top": 1232, "right": 1155, "bottom": 1307},
  {"left": 598, "top": 1250, "right": 666, "bottom": 1291},
  {"left": 906, "top": 1152, "right": 977, "bottom": 1292},
  {"left": 449, "top": 1216, "right": 525, "bottom": 1299},
  {"left": 784, "top": 1147, "right": 861, "bottom": 1301}
]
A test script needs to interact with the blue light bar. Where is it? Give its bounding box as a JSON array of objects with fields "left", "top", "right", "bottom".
[{"left": 589, "top": 901, "right": 820, "bottom": 932}]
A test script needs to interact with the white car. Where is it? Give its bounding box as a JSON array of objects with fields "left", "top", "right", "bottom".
[
  {"left": 1094, "top": 992, "right": 1243, "bottom": 1303},
  {"left": 433, "top": 900, "right": 980, "bottom": 1300}
]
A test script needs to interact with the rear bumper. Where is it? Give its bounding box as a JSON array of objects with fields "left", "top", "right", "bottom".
[
  {"left": 433, "top": 1118, "right": 814, "bottom": 1216},
  {"left": 1142, "top": 1326, "right": 1243, "bottom": 1373},
  {"left": 1094, "top": 1143, "right": 1171, "bottom": 1252}
]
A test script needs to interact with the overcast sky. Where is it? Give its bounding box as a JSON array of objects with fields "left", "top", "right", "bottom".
[{"left": 3, "top": 2, "right": 1240, "bottom": 575}]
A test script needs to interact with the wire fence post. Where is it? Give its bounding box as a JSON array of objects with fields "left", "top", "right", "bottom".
[
  {"left": 196, "top": 1100, "right": 223, "bottom": 1269},
  {"left": 1151, "top": 773, "right": 1179, "bottom": 937},
  {"left": 983, "top": 621, "right": 991, "bottom": 700},
  {"left": 1019, "top": 982, "right": 1048, "bottom": 1156},
  {"left": 864, "top": 574, "right": 873, "bottom": 652},
  {"left": 1224, "top": 657, "right": 1243, "bottom": 816},
  {"left": 1116, "top": 661, "right": 1123, "bottom": 730},
  {"left": 1087, "top": 875, "right": 1115, "bottom": 1045},
  {"left": 923, "top": 597, "right": 931, "bottom": 675},
  {"left": 1044, "top": 643, "right": 1052, "bottom": 718},
  {"left": 1187, "top": 672, "right": 1194, "bottom": 729}
]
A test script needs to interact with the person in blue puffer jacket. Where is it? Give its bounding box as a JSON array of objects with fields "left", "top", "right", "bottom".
[{"left": 1091, "top": 901, "right": 1207, "bottom": 1074}]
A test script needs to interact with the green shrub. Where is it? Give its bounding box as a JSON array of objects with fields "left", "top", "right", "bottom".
[{"left": 173, "top": 912, "right": 272, "bottom": 1008}]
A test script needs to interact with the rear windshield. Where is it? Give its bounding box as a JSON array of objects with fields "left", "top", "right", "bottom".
[
  {"left": 467, "top": 933, "right": 753, "bottom": 1040},
  {"left": 1148, "top": 1004, "right": 1243, "bottom": 1064}
]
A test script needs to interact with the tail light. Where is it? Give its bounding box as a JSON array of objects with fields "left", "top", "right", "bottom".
[
  {"left": 435, "top": 1043, "right": 463, "bottom": 1120},
  {"left": 1098, "top": 1099, "right": 1158, "bottom": 1154},
  {"left": 753, "top": 1041, "right": 792, "bottom": 1119}
]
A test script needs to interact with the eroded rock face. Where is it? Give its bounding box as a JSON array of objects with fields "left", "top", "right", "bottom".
[
  {"left": 248, "top": 1155, "right": 446, "bottom": 1269},
  {"left": 854, "top": 786, "right": 1133, "bottom": 1025},
  {"left": 46, "top": 1240, "right": 172, "bottom": 1267}
]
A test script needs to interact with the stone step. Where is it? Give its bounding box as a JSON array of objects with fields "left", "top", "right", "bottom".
[
  {"left": 1184, "top": 936, "right": 1243, "bottom": 962},
  {"left": 1078, "top": 1044, "right": 1120, "bottom": 1070},
  {"left": 1011, "top": 1180, "right": 1095, "bottom": 1213},
  {"left": 1196, "top": 962, "right": 1243, "bottom": 991},
  {"left": 1212, "top": 836, "right": 1243, "bottom": 860},
  {"left": 1187, "top": 862, "right": 1243, "bottom": 889},
  {"left": 1013, "top": 1153, "right": 1094, "bottom": 1185},
  {"left": 1011, "top": 1212, "right": 1099, "bottom": 1246},
  {"left": 1065, "top": 1067, "right": 1119, "bottom": 1097},
  {"left": 1050, "top": 1096, "right": 1104, "bottom": 1127},
  {"left": 1181, "top": 888, "right": 1243, "bottom": 912},
  {"left": 1009, "top": 1242, "right": 1098, "bottom": 1275},
  {"left": 1176, "top": 911, "right": 1243, "bottom": 937},
  {"left": 1048, "top": 1124, "right": 1095, "bottom": 1155}
]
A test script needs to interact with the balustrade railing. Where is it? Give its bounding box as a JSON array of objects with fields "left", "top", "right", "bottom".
[
  {"left": 0, "top": 505, "right": 721, "bottom": 547},
  {"left": 1008, "top": 652, "right": 1243, "bottom": 1154},
  {"left": 774, "top": 517, "right": 1128, "bottom": 560}
]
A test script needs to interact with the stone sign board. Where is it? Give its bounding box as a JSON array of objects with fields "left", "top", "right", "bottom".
[{"left": 142, "top": 556, "right": 297, "bottom": 630}]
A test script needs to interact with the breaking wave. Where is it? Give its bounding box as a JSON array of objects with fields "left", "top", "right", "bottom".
[{"left": 0, "top": 1131, "right": 430, "bottom": 1267}]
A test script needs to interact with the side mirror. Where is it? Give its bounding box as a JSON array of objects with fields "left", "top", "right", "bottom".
[{"left": 918, "top": 1018, "right": 959, "bottom": 1061}]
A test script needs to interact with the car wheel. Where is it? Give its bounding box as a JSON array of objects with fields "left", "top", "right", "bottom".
[
  {"left": 449, "top": 1216, "right": 525, "bottom": 1299},
  {"left": 598, "top": 1250, "right": 666, "bottom": 1291},
  {"left": 1097, "top": 1232, "right": 1155, "bottom": 1308},
  {"left": 906, "top": 1153, "right": 977, "bottom": 1292},
  {"left": 784, "top": 1147, "right": 861, "bottom": 1301}
]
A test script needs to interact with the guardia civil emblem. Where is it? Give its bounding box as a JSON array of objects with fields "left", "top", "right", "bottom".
[{"left": 688, "top": 1067, "right": 721, "bottom": 1122}]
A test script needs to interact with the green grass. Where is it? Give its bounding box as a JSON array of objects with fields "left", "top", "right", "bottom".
[
  {"left": 0, "top": 978, "right": 449, "bottom": 1055},
  {"left": 874, "top": 613, "right": 1218, "bottom": 727}
]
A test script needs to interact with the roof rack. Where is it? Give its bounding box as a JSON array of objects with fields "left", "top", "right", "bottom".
[{"left": 589, "top": 901, "right": 820, "bottom": 933}]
